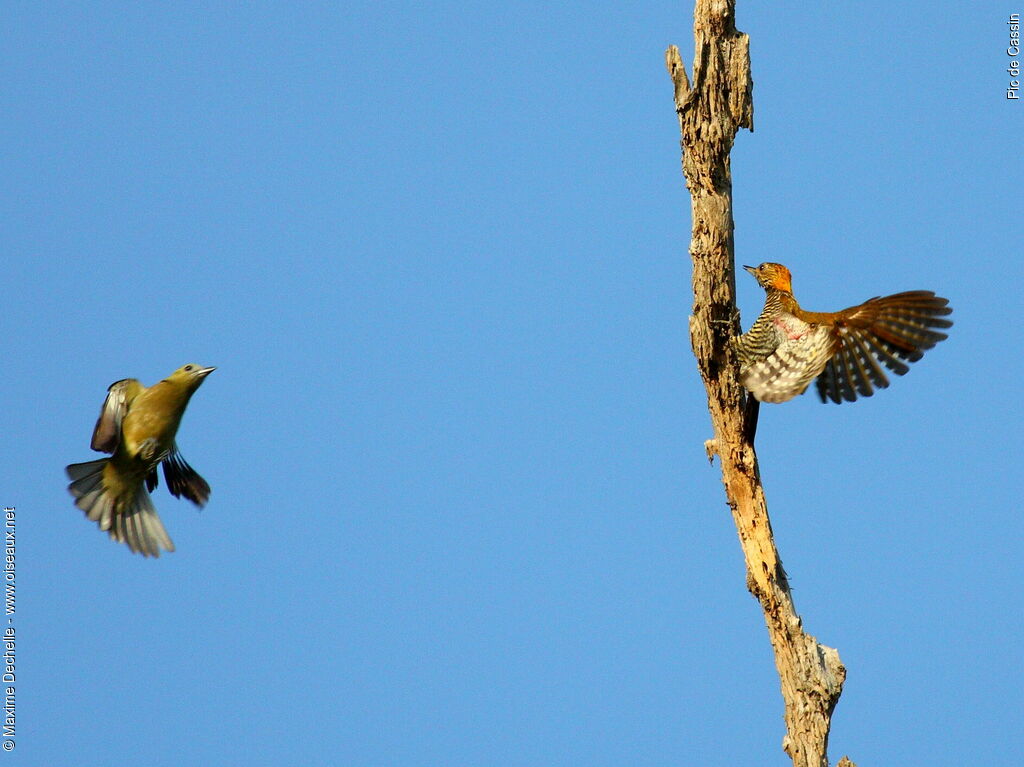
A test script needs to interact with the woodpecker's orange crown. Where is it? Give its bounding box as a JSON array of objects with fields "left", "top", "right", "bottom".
[{"left": 744, "top": 263, "right": 793, "bottom": 293}]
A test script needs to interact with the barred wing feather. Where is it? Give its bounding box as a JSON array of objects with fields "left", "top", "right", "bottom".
[{"left": 815, "top": 291, "right": 952, "bottom": 404}]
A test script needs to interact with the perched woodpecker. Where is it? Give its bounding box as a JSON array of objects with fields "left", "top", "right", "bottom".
[
  {"left": 66, "top": 364, "right": 215, "bottom": 557},
  {"left": 734, "top": 263, "right": 952, "bottom": 405}
]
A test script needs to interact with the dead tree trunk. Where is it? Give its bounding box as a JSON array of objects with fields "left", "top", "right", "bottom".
[{"left": 665, "top": 4, "right": 854, "bottom": 766}]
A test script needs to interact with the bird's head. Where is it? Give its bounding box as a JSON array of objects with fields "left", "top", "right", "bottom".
[
  {"left": 166, "top": 364, "right": 216, "bottom": 392},
  {"left": 743, "top": 263, "right": 793, "bottom": 293}
]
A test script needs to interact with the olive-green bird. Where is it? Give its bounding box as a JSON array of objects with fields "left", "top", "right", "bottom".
[{"left": 66, "top": 364, "right": 215, "bottom": 557}]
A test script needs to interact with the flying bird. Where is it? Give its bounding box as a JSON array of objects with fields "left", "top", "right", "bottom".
[{"left": 66, "top": 364, "right": 215, "bottom": 557}]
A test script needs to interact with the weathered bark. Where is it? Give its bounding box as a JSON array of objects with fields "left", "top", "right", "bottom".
[{"left": 665, "top": 4, "right": 854, "bottom": 766}]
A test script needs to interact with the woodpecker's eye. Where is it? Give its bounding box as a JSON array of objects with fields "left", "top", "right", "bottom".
[{"left": 184, "top": 365, "right": 194, "bottom": 372}]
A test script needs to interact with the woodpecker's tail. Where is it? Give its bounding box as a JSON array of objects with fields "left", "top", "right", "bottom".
[
  {"left": 742, "top": 393, "right": 760, "bottom": 444},
  {"left": 66, "top": 459, "right": 175, "bottom": 557}
]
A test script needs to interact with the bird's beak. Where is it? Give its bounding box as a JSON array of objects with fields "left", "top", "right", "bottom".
[
  {"left": 743, "top": 265, "right": 757, "bottom": 275},
  {"left": 196, "top": 366, "right": 216, "bottom": 378}
]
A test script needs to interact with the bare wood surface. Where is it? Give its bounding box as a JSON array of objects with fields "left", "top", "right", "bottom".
[{"left": 665, "top": 3, "right": 854, "bottom": 766}]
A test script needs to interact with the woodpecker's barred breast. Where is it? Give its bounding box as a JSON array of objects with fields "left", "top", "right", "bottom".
[{"left": 733, "top": 263, "right": 952, "bottom": 404}]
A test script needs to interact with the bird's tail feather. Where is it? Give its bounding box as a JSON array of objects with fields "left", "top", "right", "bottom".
[{"left": 66, "top": 459, "right": 175, "bottom": 557}]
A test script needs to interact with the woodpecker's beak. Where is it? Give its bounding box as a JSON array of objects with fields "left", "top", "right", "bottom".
[{"left": 743, "top": 265, "right": 757, "bottom": 275}]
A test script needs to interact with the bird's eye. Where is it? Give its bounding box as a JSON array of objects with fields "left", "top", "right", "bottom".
[{"left": 184, "top": 365, "right": 194, "bottom": 372}]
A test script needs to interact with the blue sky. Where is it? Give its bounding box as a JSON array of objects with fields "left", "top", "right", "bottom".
[{"left": 4, "top": 3, "right": 1020, "bottom": 765}]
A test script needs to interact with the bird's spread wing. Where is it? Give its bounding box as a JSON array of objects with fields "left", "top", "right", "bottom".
[
  {"left": 815, "top": 291, "right": 952, "bottom": 404},
  {"left": 162, "top": 444, "right": 211, "bottom": 507},
  {"left": 741, "top": 325, "right": 837, "bottom": 404},
  {"left": 90, "top": 379, "right": 141, "bottom": 453}
]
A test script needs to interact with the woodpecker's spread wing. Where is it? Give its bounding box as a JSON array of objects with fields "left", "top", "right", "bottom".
[
  {"left": 161, "top": 444, "right": 210, "bottom": 507},
  {"left": 815, "top": 291, "right": 952, "bottom": 404},
  {"left": 740, "top": 325, "right": 838, "bottom": 404},
  {"left": 90, "top": 379, "right": 142, "bottom": 453}
]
